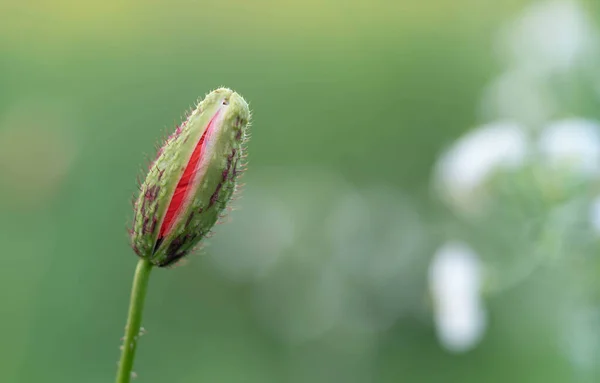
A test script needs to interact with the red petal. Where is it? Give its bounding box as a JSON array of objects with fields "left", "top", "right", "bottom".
[{"left": 158, "top": 111, "right": 220, "bottom": 238}]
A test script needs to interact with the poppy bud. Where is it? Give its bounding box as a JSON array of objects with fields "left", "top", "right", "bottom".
[{"left": 130, "top": 88, "right": 251, "bottom": 267}]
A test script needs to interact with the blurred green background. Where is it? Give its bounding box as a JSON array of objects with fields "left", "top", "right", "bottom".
[{"left": 2, "top": 0, "right": 600, "bottom": 382}]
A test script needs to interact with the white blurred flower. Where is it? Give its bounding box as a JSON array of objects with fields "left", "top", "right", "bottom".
[
  {"left": 429, "top": 241, "right": 487, "bottom": 353},
  {"left": 499, "top": 0, "right": 597, "bottom": 75},
  {"left": 538, "top": 118, "right": 600, "bottom": 177},
  {"left": 480, "top": 68, "right": 555, "bottom": 126},
  {"left": 434, "top": 121, "right": 529, "bottom": 213}
]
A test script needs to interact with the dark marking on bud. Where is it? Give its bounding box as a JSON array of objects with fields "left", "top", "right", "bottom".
[
  {"left": 140, "top": 196, "right": 147, "bottom": 217},
  {"left": 142, "top": 217, "right": 150, "bottom": 234},
  {"left": 132, "top": 242, "right": 141, "bottom": 256},
  {"left": 209, "top": 183, "right": 223, "bottom": 207},
  {"left": 167, "top": 236, "right": 183, "bottom": 255},
  {"left": 144, "top": 186, "right": 154, "bottom": 201},
  {"left": 153, "top": 237, "right": 164, "bottom": 254},
  {"left": 207, "top": 148, "right": 238, "bottom": 209},
  {"left": 185, "top": 212, "right": 195, "bottom": 227},
  {"left": 150, "top": 217, "right": 157, "bottom": 234},
  {"left": 150, "top": 185, "right": 160, "bottom": 200},
  {"left": 232, "top": 157, "right": 240, "bottom": 178},
  {"left": 157, "top": 236, "right": 188, "bottom": 267},
  {"left": 160, "top": 251, "right": 187, "bottom": 267}
]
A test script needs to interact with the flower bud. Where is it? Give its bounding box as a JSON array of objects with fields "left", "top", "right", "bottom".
[{"left": 130, "top": 88, "right": 251, "bottom": 267}]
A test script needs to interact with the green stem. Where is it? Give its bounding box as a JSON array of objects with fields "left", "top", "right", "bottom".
[{"left": 116, "top": 258, "right": 153, "bottom": 383}]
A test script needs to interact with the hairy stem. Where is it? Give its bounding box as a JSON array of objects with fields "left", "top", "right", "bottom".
[{"left": 116, "top": 258, "right": 153, "bottom": 383}]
